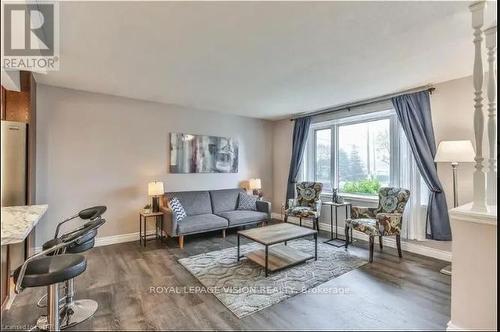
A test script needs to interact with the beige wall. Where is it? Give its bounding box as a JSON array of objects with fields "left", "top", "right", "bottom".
[
  {"left": 432, "top": 75, "right": 479, "bottom": 208},
  {"left": 35, "top": 85, "right": 273, "bottom": 246},
  {"left": 271, "top": 119, "right": 294, "bottom": 214},
  {"left": 271, "top": 75, "right": 479, "bottom": 214}
]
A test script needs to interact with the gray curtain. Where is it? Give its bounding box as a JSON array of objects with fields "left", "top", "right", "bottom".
[
  {"left": 392, "top": 91, "right": 451, "bottom": 240},
  {"left": 286, "top": 116, "right": 312, "bottom": 203}
]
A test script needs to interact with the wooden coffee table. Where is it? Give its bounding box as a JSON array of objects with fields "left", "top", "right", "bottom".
[{"left": 237, "top": 223, "right": 318, "bottom": 277}]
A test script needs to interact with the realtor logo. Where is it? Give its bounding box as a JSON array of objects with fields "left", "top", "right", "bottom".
[{"left": 1, "top": 1, "right": 59, "bottom": 71}]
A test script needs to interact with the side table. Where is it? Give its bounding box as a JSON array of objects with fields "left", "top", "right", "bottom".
[
  {"left": 322, "top": 201, "right": 352, "bottom": 247},
  {"left": 139, "top": 211, "right": 164, "bottom": 247}
]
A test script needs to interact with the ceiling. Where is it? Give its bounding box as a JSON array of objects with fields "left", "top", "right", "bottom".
[{"left": 35, "top": 1, "right": 496, "bottom": 120}]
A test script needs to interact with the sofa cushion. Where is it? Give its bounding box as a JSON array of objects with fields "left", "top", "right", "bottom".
[
  {"left": 217, "top": 210, "right": 268, "bottom": 226},
  {"left": 166, "top": 191, "right": 212, "bottom": 216},
  {"left": 177, "top": 214, "right": 228, "bottom": 234},
  {"left": 209, "top": 189, "right": 243, "bottom": 214}
]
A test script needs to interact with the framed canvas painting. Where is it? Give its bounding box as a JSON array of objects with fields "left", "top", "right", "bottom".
[{"left": 170, "top": 133, "right": 239, "bottom": 173}]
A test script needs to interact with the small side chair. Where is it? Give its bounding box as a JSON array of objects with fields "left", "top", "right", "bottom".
[
  {"left": 284, "top": 182, "right": 323, "bottom": 230},
  {"left": 345, "top": 187, "right": 410, "bottom": 263}
]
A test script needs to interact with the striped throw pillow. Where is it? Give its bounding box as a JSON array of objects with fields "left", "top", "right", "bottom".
[{"left": 169, "top": 197, "right": 187, "bottom": 222}]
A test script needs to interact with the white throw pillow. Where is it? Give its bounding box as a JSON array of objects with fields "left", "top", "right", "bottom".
[{"left": 169, "top": 197, "right": 187, "bottom": 222}]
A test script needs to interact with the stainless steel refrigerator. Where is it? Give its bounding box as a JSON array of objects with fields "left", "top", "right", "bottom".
[{"left": 1, "top": 120, "right": 27, "bottom": 207}]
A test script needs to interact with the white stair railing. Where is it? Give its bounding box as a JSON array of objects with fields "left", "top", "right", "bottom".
[
  {"left": 469, "top": 1, "right": 488, "bottom": 212},
  {"left": 485, "top": 23, "right": 497, "bottom": 207}
]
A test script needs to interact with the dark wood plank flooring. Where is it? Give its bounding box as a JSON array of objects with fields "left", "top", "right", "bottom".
[{"left": 1, "top": 221, "right": 451, "bottom": 330}]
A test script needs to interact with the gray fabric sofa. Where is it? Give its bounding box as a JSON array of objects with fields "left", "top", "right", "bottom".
[{"left": 161, "top": 188, "right": 271, "bottom": 248}]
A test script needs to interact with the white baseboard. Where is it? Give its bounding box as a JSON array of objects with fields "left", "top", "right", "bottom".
[
  {"left": 272, "top": 213, "right": 452, "bottom": 262},
  {"left": 446, "top": 320, "right": 463, "bottom": 331},
  {"left": 34, "top": 231, "right": 155, "bottom": 253},
  {"left": 94, "top": 232, "right": 141, "bottom": 247}
]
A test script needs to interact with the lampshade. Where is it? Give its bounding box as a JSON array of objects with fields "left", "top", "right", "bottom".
[
  {"left": 434, "top": 140, "right": 475, "bottom": 163},
  {"left": 248, "top": 178, "right": 262, "bottom": 190},
  {"left": 148, "top": 181, "right": 164, "bottom": 196}
]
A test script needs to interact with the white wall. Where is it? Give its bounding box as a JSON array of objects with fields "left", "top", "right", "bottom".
[
  {"left": 35, "top": 85, "right": 273, "bottom": 246},
  {"left": 272, "top": 75, "right": 480, "bottom": 218}
]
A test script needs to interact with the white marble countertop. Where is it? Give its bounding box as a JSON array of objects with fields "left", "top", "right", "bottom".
[{"left": 1, "top": 205, "right": 48, "bottom": 245}]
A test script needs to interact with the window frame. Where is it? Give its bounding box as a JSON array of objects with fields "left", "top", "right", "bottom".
[{"left": 303, "top": 108, "right": 401, "bottom": 197}]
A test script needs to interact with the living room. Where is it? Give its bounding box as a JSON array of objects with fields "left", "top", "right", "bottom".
[{"left": 0, "top": 1, "right": 497, "bottom": 331}]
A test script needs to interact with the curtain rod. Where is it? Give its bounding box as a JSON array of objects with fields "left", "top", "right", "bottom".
[{"left": 290, "top": 85, "right": 435, "bottom": 121}]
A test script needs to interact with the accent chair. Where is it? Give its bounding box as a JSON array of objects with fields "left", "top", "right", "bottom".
[
  {"left": 345, "top": 187, "right": 410, "bottom": 263},
  {"left": 284, "top": 182, "right": 323, "bottom": 230}
]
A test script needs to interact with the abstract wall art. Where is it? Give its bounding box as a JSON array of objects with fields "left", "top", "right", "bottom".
[{"left": 169, "top": 133, "right": 239, "bottom": 173}]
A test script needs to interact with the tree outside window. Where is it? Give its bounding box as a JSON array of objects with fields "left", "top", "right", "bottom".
[{"left": 337, "top": 119, "right": 390, "bottom": 195}]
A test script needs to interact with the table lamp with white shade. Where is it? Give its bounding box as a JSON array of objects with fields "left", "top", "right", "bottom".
[
  {"left": 148, "top": 181, "right": 164, "bottom": 212},
  {"left": 434, "top": 140, "right": 475, "bottom": 208},
  {"left": 248, "top": 178, "right": 263, "bottom": 198}
]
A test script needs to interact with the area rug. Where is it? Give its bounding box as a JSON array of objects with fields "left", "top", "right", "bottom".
[{"left": 178, "top": 239, "right": 366, "bottom": 318}]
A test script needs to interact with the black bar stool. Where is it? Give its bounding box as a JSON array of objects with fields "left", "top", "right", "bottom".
[
  {"left": 13, "top": 218, "right": 104, "bottom": 331},
  {"left": 38, "top": 206, "right": 107, "bottom": 330}
]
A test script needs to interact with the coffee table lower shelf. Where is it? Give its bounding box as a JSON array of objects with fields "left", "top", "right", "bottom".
[{"left": 245, "top": 245, "right": 314, "bottom": 274}]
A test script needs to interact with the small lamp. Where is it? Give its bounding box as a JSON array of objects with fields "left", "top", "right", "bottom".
[
  {"left": 434, "top": 140, "right": 475, "bottom": 208},
  {"left": 148, "top": 181, "right": 164, "bottom": 212},
  {"left": 248, "top": 178, "right": 263, "bottom": 199}
]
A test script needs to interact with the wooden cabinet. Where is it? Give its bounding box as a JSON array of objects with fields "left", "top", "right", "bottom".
[
  {"left": 1, "top": 71, "right": 37, "bottom": 308},
  {"left": 1, "top": 71, "right": 36, "bottom": 205}
]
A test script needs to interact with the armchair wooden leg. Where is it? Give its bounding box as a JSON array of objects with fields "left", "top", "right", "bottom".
[
  {"left": 345, "top": 225, "right": 349, "bottom": 249},
  {"left": 284, "top": 215, "right": 288, "bottom": 223},
  {"left": 379, "top": 236, "right": 383, "bottom": 250},
  {"left": 396, "top": 235, "right": 402, "bottom": 258},
  {"left": 369, "top": 236, "right": 374, "bottom": 263},
  {"left": 299, "top": 217, "right": 302, "bottom": 227},
  {"left": 222, "top": 229, "right": 226, "bottom": 238},
  {"left": 178, "top": 236, "right": 184, "bottom": 249}
]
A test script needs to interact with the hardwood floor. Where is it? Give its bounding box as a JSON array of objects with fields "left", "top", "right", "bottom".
[{"left": 1, "top": 221, "right": 451, "bottom": 330}]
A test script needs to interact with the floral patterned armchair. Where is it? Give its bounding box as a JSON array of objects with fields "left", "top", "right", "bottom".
[
  {"left": 284, "top": 182, "right": 323, "bottom": 230},
  {"left": 345, "top": 187, "right": 410, "bottom": 263}
]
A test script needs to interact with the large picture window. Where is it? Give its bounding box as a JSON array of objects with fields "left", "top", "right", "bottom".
[{"left": 303, "top": 109, "right": 400, "bottom": 196}]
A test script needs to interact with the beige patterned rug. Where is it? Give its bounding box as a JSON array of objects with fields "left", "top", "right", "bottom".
[{"left": 178, "top": 240, "right": 367, "bottom": 318}]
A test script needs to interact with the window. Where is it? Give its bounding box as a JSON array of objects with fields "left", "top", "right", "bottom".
[
  {"left": 303, "top": 109, "right": 400, "bottom": 197},
  {"left": 314, "top": 129, "right": 332, "bottom": 191},
  {"left": 338, "top": 119, "right": 391, "bottom": 194}
]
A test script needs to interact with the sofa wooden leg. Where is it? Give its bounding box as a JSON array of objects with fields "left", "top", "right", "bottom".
[
  {"left": 396, "top": 235, "right": 402, "bottom": 258},
  {"left": 345, "top": 226, "right": 349, "bottom": 249},
  {"left": 284, "top": 215, "right": 288, "bottom": 223},
  {"left": 379, "top": 236, "right": 383, "bottom": 250},
  {"left": 178, "top": 236, "right": 184, "bottom": 249},
  {"left": 369, "top": 236, "right": 374, "bottom": 263},
  {"left": 222, "top": 229, "right": 226, "bottom": 238}
]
